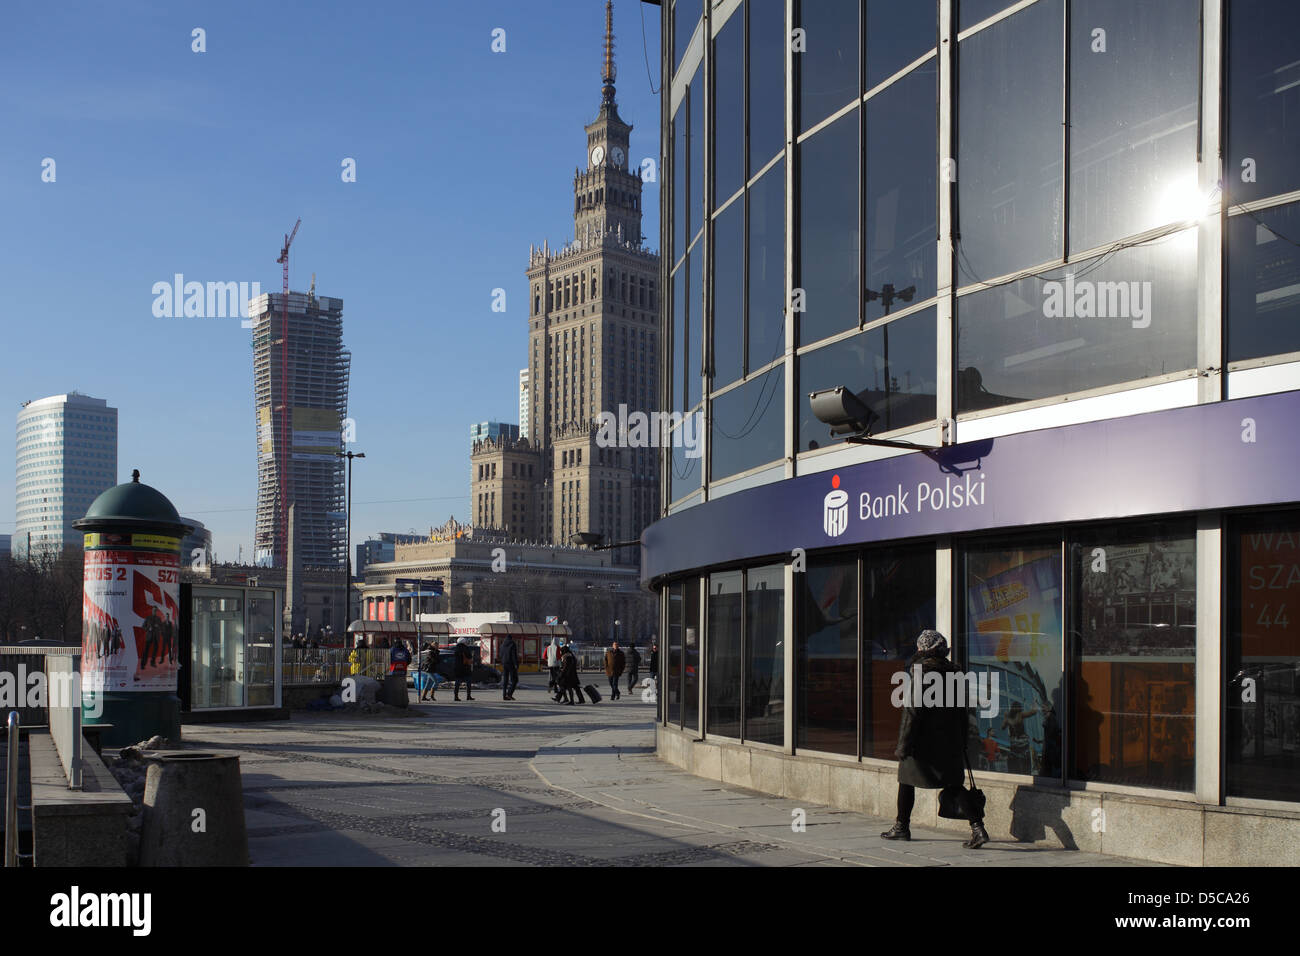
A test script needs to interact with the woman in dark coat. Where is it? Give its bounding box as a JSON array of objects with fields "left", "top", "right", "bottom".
[
  {"left": 453, "top": 637, "right": 475, "bottom": 701},
  {"left": 559, "top": 646, "right": 584, "bottom": 705},
  {"left": 881, "top": 629, "right": 989, "bottom": 849}
]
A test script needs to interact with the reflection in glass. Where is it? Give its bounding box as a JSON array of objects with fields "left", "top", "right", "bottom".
[
  {"left": 1226, "top": 512, "right": 1300, "bottom": 803},
  {"left": 866, "top": 0, "right": 936, "bottom": 90},
  {"left": 957, "top": 0, "right": 1063, "bottom": 282},
  {"left": 798, "top": 110, "right": 859, "bottom": 345},
  {"left": 689, "top": 248, "right": 704, "bottom": 409},
  {"left": 671, "top": 263, "right": 685, "bottom": 411},
  {"left": 192, "top": 590, "right": 245, "bottom": 709},
  {"left": 713, "top": 200, "right": 744, "bottom": 388},
  {"left": 673, "top": 108, "right": 687, "bottom": 264},
  {"left": 247, "top": 590, "right": 277, "bottom": 707},
  {"left": 746, "top": 565, "right": 786, "bottom": 745},
  {"left": 748, "top": 162, "right": 786, "bottom": 372},
  {"left": 959, "top": 0, "right": 1013, "bottom": 31},
  {"left": 673, "top": 0, "right": 699, "bottom": 75},
  {"left": 1227, "top": 0, "right": 1300, "bottom": 204},
  {"left": 668, "top": 581, "right": 683, "bottom": 725},
  {"left": 865, "top": 63, "right": 937, "bottom": 322},
  {"left": 669, "top": 417, "right": 703, "bottom": 503},
  {"left": 1069, "top": 524, "right": 1196, "bottom": 791},
  {"left": 798, "top": 558, "right": 857, "bottom": 755},
  {"left": 714, "top": 14, "right": 745, "bottom": 207},
  {"left": 1227, "top": 202, "right": 1300, "bottom": 363},
  {"left": 863, "top": 548, "right": 936, "bottom": 759},
  {"left": 1069, "top": 0, "right": 1198, "bottom": 252},
  {"left": 962, "top": 545, "right": 1063, "bottom": 778},
  {"left": 712, "top": 366, "right": 784, "bottom": 480},
  {"left": 799, "top": 308, "right": 936, "bottom": 452},
  {"left": 956, "top": 233, "right": 1197, "bottom": 413},
  {"left": 749, "top": 0, "right": 786, "bottom": 173},
  {"left": 798, "top": 0, "right": 860, "bottom": 133},
  {"left": 707, "top": 571, "right": 743, "bottom": 738},
  {"left": 684, "top": 578, "right": 701, "bottom": 732}
]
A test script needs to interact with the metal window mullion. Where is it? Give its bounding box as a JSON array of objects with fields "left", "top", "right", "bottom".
[
  {"left": 1199, "top": 0, "right": 1225, "bottom": 403},
  {"left": 938, "top": 0, "right": 956, "bottom": 433},
  {"left": 784, "top": 0, "right": 797, "bottom": 478},
  {"left": 1196, "top": 512, "right": 1224, "bottom": 806},
  {"left": 857, "top": 553, "right": 865, "bottom": 760},
  {"left": 1062, "top": 0, "right": 1072, "bottom": 261}
]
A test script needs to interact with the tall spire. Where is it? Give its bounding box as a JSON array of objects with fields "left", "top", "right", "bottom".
[{"left": 601, "top": 0, "right": 617, "bottom": 106}]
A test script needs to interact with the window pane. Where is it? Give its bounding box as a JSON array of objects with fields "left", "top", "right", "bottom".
[
  {"left": 1227, "top": 202, "right": 1300, "bottom": 363},
  {"left": 689, "top": 247, "right": 704, "bottom": 409},
  {"left": 1227, "top": 0, "right": 1300, "bottom": 203},
  {"left": 798, "top": 110, "right": 860, "bottom": 344},
  {"left": 673, "top": 0, "right": 700, "bottom": 75},
  {"left": 689, "top": 70, "right": 704, "bottom": 245},
  {"left": 671, "top": 262, "right": 686, "bottom": 409},
  {"left": 684, "top": 577, "right": 701, "bottom": 732},
  {"left": 957, "top": 0, "right": 1063, "bottom": 282},
  {"left": 673, "top": 107, "right": 687, "bottom": 263},
  {"left": 865, "top": 63, "right": 937, "bottom": 322},
  {"left": 956, "top": 232, "right": 1197, "bottom": 413},
  {"left": 750, "top": 0, "right": 787, "bottom": 173},
  {"left": 863, "top": 548, "right": 936, "bottom": 759},
  {"left": 866, "top": 0, "right": 936, "bottom": 89},
  {"left": 669, "top": 418, "right": 703, "bottom": 502},
  {"left": 798, "top": 557, "right": 858, "bottom": 755},
  {"left": 962, "top": 543, "right": 1064, "bottom": 778},
  {"left": 714, "top": 14, "right": 745, "bottom": 207},
  {"left": 746, "top": 564, "right": 786, "bottom": 745},
  {"left": 713, "top": 199, "right": 745, "bottom": 388},
  {"left": 712, "top": 365, "right": 785, "bottom": 480},
  {"left": 1226, "top": 511, "right": 1300, "bottom": 803},
  {"left": 668, "top": 581, "right": 683, "bottom": 724},
  {"left": 1068, "top": 0, "right": 1199, "bottom": 252},
  {"left": 1069, "top": 523, "right": 1196, "bottom": 791},
  {"left": 959, "top": 0, "right": 1015, "bottom": 31},
  {"left": 707, "top": 570, "right": 744, "bottom": 738},
  {"left": 748, "top": 160, "right": 787, "bottom": 371},
  {"left": 799, "top": 308, "right": 937, "bottom": 452},
  {"left": 798, "top": 0, "right": 860, "bottom": 133}
]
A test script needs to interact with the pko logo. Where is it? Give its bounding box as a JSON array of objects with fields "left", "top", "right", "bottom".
[{"left": 823, "top": 474, "right": 849, "bottom": 537}]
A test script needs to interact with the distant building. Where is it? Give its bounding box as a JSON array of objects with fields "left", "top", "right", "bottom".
[
  {"left": 249, "top": 288, "right": 350, "bottom": 569},
  {"left": 15, "top": 392, "right": 118, "bottom": 557},
  {"left": 519, "top": 369, "right": 531, "bottom": 440},
  {"left": 0, "top": 535, "right": 10, "bottom": 558},
  {"left": 355, "top": 531, "right": 424, "bottom": 578},
  {"left": 468, "top": 422, "right": 520, "bottom": 445},
  {"left": 179, "top": 517, "right": 213, "bottom": 571}
]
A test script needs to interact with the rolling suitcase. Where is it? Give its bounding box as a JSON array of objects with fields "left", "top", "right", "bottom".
[{"left": 583, "top": 684, "right": 602, "bottom": 703}]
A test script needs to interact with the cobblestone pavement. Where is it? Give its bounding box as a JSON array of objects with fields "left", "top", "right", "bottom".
[{"left": 182, "top": 678, "right": 1154, "bottom": 867}]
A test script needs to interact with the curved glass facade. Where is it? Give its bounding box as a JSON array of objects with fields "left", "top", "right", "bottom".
[{"left": 656, "top": 0, "right": 1300, "bottom": 843}]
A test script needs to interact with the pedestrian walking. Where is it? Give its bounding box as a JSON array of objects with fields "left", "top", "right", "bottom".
[
  {"left": 545, "top": 637, "right": 561, "bottom": 693},
  {"left": 881, "top": 629, "right": 989, "bottom": 849},
  {"left": 453, "top": 636, "right": 476, "bottom": 701},
  {"left": 559, "top": 645, "right": 583, "bottom": 705},
  {"left": 604, "top": 641, "right": 626, "bottom": 700},
  {"left": 626, "top": 643, "right": 641, "bottom": 694},
  {"left": 500, "top": 633, "right": 520, "bottom": 701},
  {"left": 348, "top": 641, "right": 364, "bottom": 676},
  {"left": 389, "top": 639, "right": 411, "bottom": 675},
  {"left": 418, "top": 642, "right": 438, "bottom": 701}
]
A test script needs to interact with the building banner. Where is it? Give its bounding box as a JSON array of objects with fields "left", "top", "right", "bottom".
[{"left": 81, "top": 546, "right": 181, "bottom": 692}]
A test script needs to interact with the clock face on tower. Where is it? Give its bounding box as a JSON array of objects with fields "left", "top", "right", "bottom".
[
  {"left": 611, "top": 146, "right": 625, "bottom": 168},
  {"left": 590, "top": 145, "right": 605, "bottom": 167}
]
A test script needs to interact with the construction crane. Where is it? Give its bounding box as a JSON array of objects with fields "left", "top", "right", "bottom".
[{"left": 276, "top": 218, "right": 301, "bottom": 567}]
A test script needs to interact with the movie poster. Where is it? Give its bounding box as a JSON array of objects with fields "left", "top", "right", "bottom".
[{"left": 81, "top": 535, "right": 181, "bottom": 692}]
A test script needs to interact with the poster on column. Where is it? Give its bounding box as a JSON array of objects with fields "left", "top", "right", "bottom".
[{"left": 81, "top": 535, "right": 181, "bottom": 692}]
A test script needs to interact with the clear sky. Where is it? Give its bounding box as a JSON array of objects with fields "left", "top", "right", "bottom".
[{"left": 0, "top": 0, "right": 662, "bottom": 561}]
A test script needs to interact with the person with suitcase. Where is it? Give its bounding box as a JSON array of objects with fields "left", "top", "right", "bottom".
[
  {"left": 880, "top": 629, "right": 988, "bottom": 849},
  {"left": 559, "top": 645, "right": 583, "bottom": 705}
]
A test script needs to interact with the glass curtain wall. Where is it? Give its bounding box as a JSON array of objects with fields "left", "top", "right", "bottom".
[
  {"left": 798, "top": 555, "right": 858, "bottom": 754},
  {"left": 707, "top": 571, "right": 744, "bottom": 737}
]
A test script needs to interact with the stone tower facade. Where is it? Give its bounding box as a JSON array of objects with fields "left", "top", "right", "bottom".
[{"left": 471, "top": 1, "right": 660, "bottom": 562}]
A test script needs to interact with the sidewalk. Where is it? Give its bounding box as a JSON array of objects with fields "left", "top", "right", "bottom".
[{"left": 532, "top": 724, "right": 1157, "bottom": 867}]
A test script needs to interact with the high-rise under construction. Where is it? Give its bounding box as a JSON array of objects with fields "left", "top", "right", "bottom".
[{"left": 249, "top": 288, "right": 351, "bottom": 569}]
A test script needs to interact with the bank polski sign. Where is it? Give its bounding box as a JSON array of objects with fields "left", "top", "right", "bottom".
[{"left": 819, "top": 470, "right": 989, "bottom": 539}]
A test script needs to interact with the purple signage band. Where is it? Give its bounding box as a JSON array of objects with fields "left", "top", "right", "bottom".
[{"left": 640, "top": 390, "right": 1300, "bottom": 585}]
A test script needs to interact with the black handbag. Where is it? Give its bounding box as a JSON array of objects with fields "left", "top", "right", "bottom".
[{"left": 937, "top": 751, "right": 986, "bottom": 821}]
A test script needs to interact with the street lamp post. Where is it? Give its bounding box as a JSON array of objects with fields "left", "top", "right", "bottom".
[{"left": 337, "top": 451, "right": 365, "bottom": 645}]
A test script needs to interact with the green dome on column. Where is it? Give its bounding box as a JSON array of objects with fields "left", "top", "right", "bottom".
[{"left": 73, "top": 469, "right": 193, "bottom": 537}]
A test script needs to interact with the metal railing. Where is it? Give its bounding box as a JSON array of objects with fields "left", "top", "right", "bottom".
[
  {"left": 46, "top": 655, "right": 82, "bottom": 790},
  {"left": 4, "top": 712, "right": 18, "bottom": 867}
]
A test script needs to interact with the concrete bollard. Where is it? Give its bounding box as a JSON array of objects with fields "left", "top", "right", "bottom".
[{"left": 139, "top": 752, "right": 249, "bottom": 866}]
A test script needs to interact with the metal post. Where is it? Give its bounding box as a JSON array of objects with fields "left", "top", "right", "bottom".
[{"left": 5, "top": 712, "right": 19, "bottom": 867}]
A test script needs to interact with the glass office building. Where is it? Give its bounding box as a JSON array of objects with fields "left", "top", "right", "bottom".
[{"left": 647, "top": 0, "right": 1300, "bottom": 865}]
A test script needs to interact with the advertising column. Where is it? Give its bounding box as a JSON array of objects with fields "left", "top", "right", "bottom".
[{"left": 74, "top": 470, "right": 193, "bottom": 747}]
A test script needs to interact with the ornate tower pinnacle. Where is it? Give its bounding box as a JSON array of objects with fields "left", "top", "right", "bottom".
[{"left": 601, "top": 0, "right": 617, "bottom": 106}]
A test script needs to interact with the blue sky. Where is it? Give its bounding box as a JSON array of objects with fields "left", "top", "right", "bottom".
[{"left": 0, "top": 0, "right": 662, "bottom": 561}]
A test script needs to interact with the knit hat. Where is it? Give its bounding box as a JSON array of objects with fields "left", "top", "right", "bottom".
[{"left": 915, "top": 629, "right": 948, "bottom": 657}]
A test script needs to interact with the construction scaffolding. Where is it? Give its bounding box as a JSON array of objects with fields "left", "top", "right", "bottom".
[{"left": 250, "top": 291, "right": 350, "bottom": 569}]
